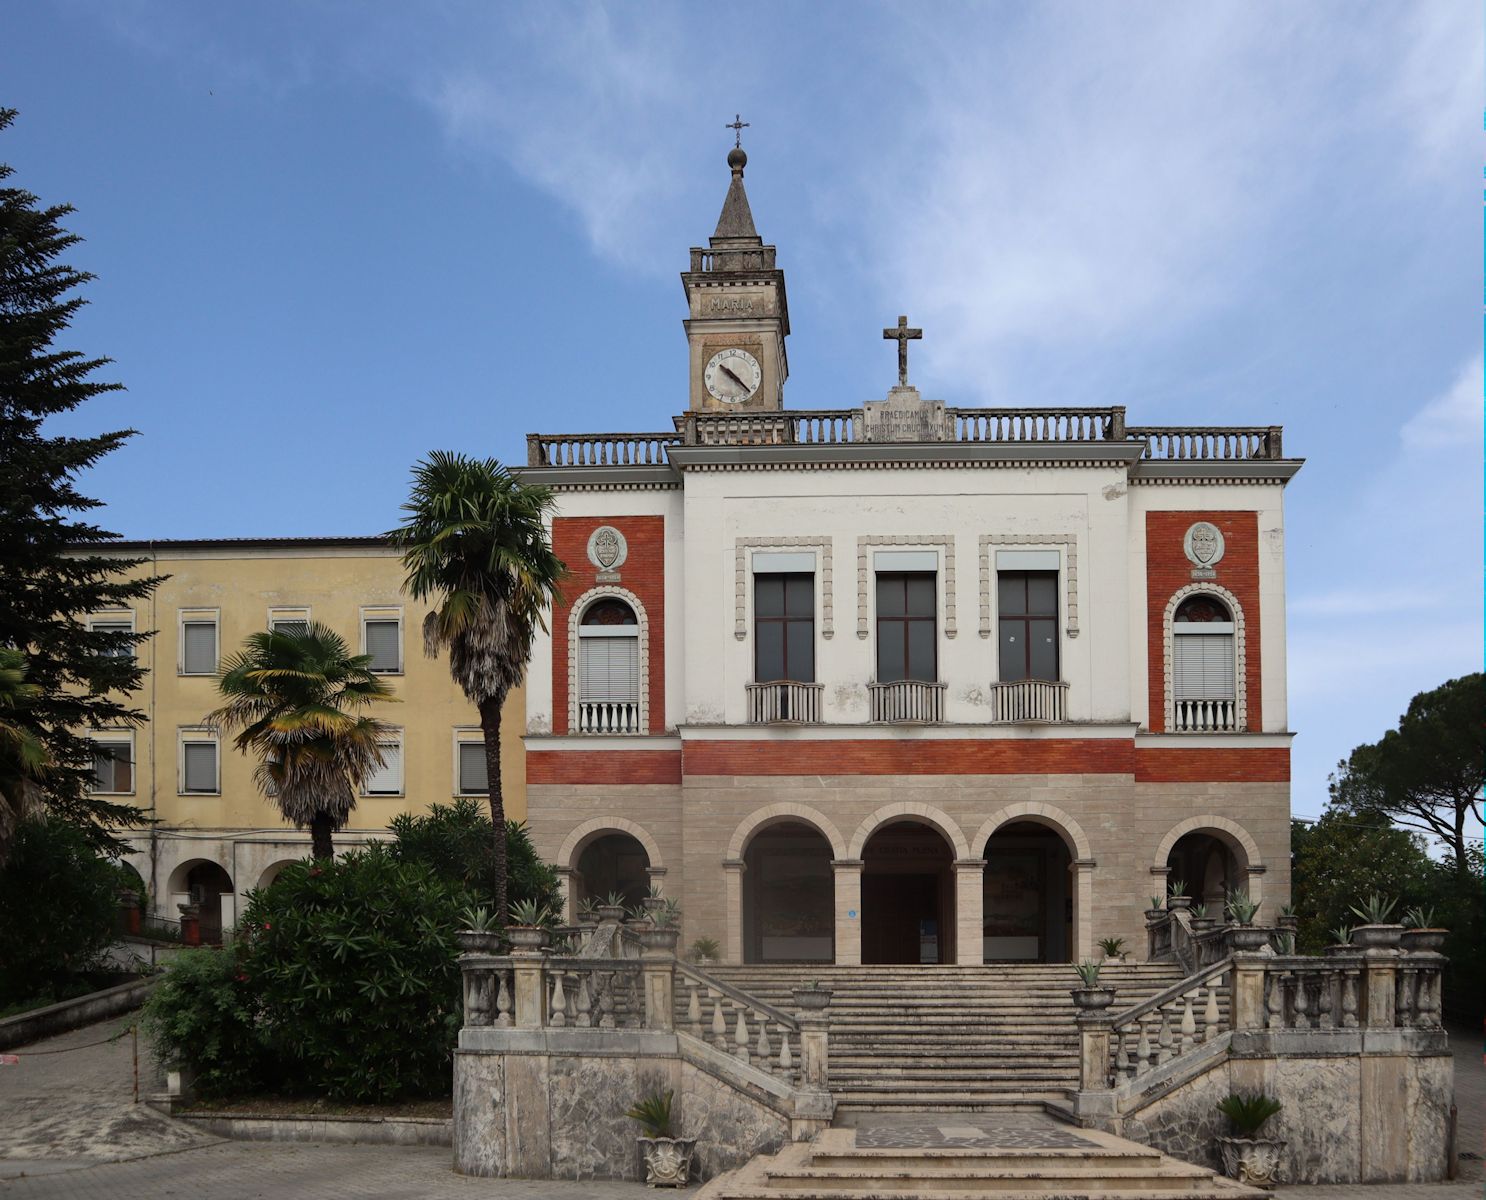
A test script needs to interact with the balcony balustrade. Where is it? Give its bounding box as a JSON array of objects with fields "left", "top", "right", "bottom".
[
  {"left": 868, "top": 679, "right": 946, "bottom": 724},
  {"left": 746, "top": 680, "right": 823, "bottom": 724},
  {"left": 576, "top": 700, "right": 642, "bottom": 735},
  {"left": 989, "top": 678, "right": 1069, "bottom": 723},
  {"left": 1173, "top": 698, "right": 1239, "bottom": 732}
]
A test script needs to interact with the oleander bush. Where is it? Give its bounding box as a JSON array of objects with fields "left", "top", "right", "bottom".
[
  {"left": 389, "top": 798, "right": 561, "bottom": 916},
  {"left": 141, "top": 944, "right": 270, "bottom": 1097}
]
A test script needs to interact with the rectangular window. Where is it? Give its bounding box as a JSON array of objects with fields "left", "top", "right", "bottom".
[
  {"left": 268, "top": 608, "right": 310, "bottom": 637},
  {"left": 457, "top": 741, "right": 488, "bottom": 795},
  {"left": 180, "top": 736, "right": 219, "bottom": 794},
  {"left": 998, "top": 571, "right": 1060, "bottom": 682},
  {"left": 754, "top": 572, "right": 815, "bottom": 683},
  {"left": 91, "top": 739, "right": 133, "bottom": 794},
  {"left": 180, "top": 615, "right": 218, "bottom": 675},
  {"left": 362, "top": 616, "right": 401, "bottom": 674},
  {"left": 364, "top": 737, "right": 403, "bottom": 795},
  {"left": 1173, "top": 632, "right": 1236, "bottom": 700},
  {"left": 89, "top": 614, "right": 134, "bottom": 659},
  {"left": 579, "top": 637, "right": 639, "bottom": 702},
  {"left": 876, "top": 572, "right": 937, "bottom": 682}
]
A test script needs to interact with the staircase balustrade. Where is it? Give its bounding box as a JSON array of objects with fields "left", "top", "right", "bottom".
[{"left": 675, "top": 961, "right": 816, "bottom": 1089}]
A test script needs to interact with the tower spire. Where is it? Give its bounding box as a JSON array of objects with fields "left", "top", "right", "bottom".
[{"left": 713, "top": 122, "right": 759, "bottom": 243}]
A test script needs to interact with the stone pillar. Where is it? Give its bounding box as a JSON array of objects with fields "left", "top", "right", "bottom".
[
  {"left": 555, "top": 867, "right": 576, "bottom": 922},
  {"left": 1230, "top": 953, "right": 1268, "bottom": 1031},
  {"left": 832, "top": 859, "right": 863, "bottom": 966},
  {"left": 646, "top": 865, "right": 668, "bottom": 895},
  {"left": 798, "top": 1012, "right": 830, "bottom": 1092},
  {"left": 511, "top": 952, "right": 546, "bottom": 1029},
  {"left": 1072, "top": 859, "right": 1096, "bottom": 961},
  {"left": 953, "top": 859, "right": 984, "bottom": 965},
  {"left": 177, "top": 902, "right": 201, "bottom": 947},
  {"left": 642, "top": 955, "right": 676, "bottom": 1032},
  {"left": 1363, "top": 949, "right": 1398, "bottom": 1029},
  {"left": 1076, "top": 1011, "right": 1112, "bottom": 1090},
  {"left": 723, "top": 859, "right": 746, "bottom": 965},
  {"left": 1244, "top": 862, "right": 1266, "bottom": 907}
]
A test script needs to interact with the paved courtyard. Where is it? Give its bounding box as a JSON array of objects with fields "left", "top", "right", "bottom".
[{"left": 0, "top": 1013, "right": 1479, "bottom": 1198}]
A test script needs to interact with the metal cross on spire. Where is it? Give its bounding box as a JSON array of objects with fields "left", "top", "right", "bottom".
[
  {"left": 883, "top": 315, "right": 923, "bottom": 387},
  {"left": 725, "top": 113, "right": 750, "bottom": 149}
]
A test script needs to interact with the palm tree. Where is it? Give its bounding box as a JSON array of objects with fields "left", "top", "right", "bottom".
[
  {"left": 391, "top": 451, "right": 563, "bottom": 922},
  {"left": 207, "top": 624, "right": 397, "bottom": 860},
  {"left": 0, "top": 648, "right": 49, "bottom": 868}
]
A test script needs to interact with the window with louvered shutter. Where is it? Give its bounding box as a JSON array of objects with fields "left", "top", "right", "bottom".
[
  {"left": 580, "top": 637, "right": 639, "bottom": 703},
  {"left": 271, "top": 618, "right": 308, "bottom": 637},
  {"left": 365, "top": 741, "right": 403, "bottom": 795},
  {"left": 1173, "top": 632, "right": 1235, "bottom": 700},
  {"left": 182, "top": 742, "right": 218, "bottom": 793},
  {"left": 458, "top": 742, "right": 488, "bottom": 794},
  {"left": 364, "top": 619, "right": 400, "bottom": 673},
  {"left": 182, "top": 621, "right": 217, "bottom": 674}
]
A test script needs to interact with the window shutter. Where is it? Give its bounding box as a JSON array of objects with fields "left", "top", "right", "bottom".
[
  {"left": 366, "top": 742, "right": 403, "bottom": 794},
  {"left": 272, "top": 619, "right": 308, "bottom": 637},
  {"left": 183, "top": 743, "right": 217, "bottom": 793},
  {"left": 459, "top": 742, "right": 488, "bottom": 794},
  {"left": 364, "top": 620, "right": 400, "bottom": 672},
  {"left": 183, "top": 622, "right": 216, "bottom": 674},
  {"left": 580, "top": 637, "right": 639, "bottom": 703},
  {"left": 1173, "top": 633, "right": 1235, "bottom": 700}
]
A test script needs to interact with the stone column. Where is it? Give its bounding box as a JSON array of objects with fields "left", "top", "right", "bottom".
[
  {"left": 1244, "top": 862, "right": 1266, "bottom": 907},
  {"left": 1230, "top": 953, "right": 1268, "bottom": 1031},
  {"left": 1362, "top": 949, "right": 1398, "bottom": 1029},
  {"left": 511, "top": 952, "right": 546, "bottom": 1029},
  {"left": 832, "top": 859, "right": 864, "bottom": 966},
  {"left": 953, "top": 858, "right": 985, "bottom": 965},
  {"left": 723, "top": 859, "right": 746, "bottom": 965},
  {"left": 555, "top": 867, "right": 576, "bottom": 922},
  {"left": 1072, "top": 859, "right": 1096, "bottom": 961}
]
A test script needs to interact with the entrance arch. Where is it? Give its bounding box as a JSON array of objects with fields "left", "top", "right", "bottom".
[
  {"left": 742, "top": 822, "right": 835, "bottom": 963},
  {"left": 980, "top": 822, "right": 1073, "bottom": 962},
  {"left": 1158, "top": 817, "right": 1261, "bottom": 909},
  {"left": 572, "top": 832, "right": 651, "bottom": 910},
  {"left": 861, "top": 821, "right": 956, "bottom": 964},
  {"left": 167, "top": 858, "right": 235, "bottom": 945}
]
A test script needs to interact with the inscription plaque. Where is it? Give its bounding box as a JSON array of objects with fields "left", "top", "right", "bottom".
[{"left": 862, "top": 386, "right": 952, "bottom": 443}]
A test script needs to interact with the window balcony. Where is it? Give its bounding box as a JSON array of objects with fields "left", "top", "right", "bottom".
[
  {"left": 869, "top": 679, "right": 946, "bottom": 724},
  {"left": 746, "top": 680, "right": 823, "bottom": 724},
  {"left": 1173, "top": 698, "right": 1239, "bottom": 732},
  {"left": 576, "top": 700, "right": 642, "bottom": 734},
  {"left": 989, "top": 678, "right": 1069, "bottom": 723}
]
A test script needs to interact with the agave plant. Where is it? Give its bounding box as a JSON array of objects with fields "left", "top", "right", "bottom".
[
  {"left": 601, "top": 890, "right": 630, "bottom": 910},
  {"left": 1190, "top": 903, "right": 1209, "bottom": 919},
  {"left": 1148, "top": 896, "right": 1165, "bottom": 910},
  {"left": 1167, "top": 879, "right": 1188, "bottom": 897},
  {"left": 652, "top": 898, "right": 683, "bottom": 930},
  {"left": 509, "top": 897, "right": 550, "bottom": 928},
  {"left": 1217, "top": 1092, "right": 1282, "bottom": 1137},
  {"left": 1329, "top": 924, "right": 1353, "bottom": 946},
  {"left": 1097, "top": 936, "right": 1126, "bottom": 958},
  {"left": 625, "top": 1088, "right": 676, "bottom": 1138},
  {"left": 1350, "top": 892, "right": 1399, "bottom": 926},
  {"left": 1403, "top": 905, "right": 1437, "bottom": 930},
  {"left": 1226, "top": 892, "right": 1262, "bottom": 925},
  {"left": 1073, "top": 959, "right": 1103, "bottom": 987},
  {"left": 460, "top": 904, "right": 498, "bottom": 932},
  {"left": 577, "top": 898, "right": 599, "bottom": 922}
]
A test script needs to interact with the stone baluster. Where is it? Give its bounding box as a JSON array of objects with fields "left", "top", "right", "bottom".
[
  {"left": 1418, "top": 964, "right": 1442, "bottom": 1029},
  {"left": 778, "top": 1032, "right": 793, "bottom": 1081},
  {"left": 1179, "top": 993, "right": 1196, "bottom": 1055},
  {"left": 597, "top": 970, "right": 616, "bottom": 1028},
  {"left": 574, "top": 974, "right": 593, "bottom": 1028},
  {"left": 1263, "top": 970, "right": 1284, "bottom": 1030},
  {"left": 463, "top": 965, "right": 488, "bottom": 1027},
  {"left": 734, "top": 1009, "right": 751, "bottom": 1064},
  {"left": 711, "top": 995, "right": 728, "bottom": 1050},
  {"left": 756, "top": 1021, "right": 772, "bottom": 1072},
  {"left": 1156, "top": 1008, "right": 1173, "bottom": 1064},
  {"left": 1317, "top": 972, "right": 1334, "bottom": 1029},
  {"left": 495, "top": 970, "right": 513, "bottom": 1028},
  {"left": 1113, "top": 1027, "right": 1130, "bottom": 1079},
  {"left": 549, "top": 971, "right": 568, "bottom": 1028},
  {"left": 686, "top": 983, "right": 702, "bottom": 1033},
  {"left": 1135, "top": 1017, "right": 1152, "bottom": 1076},
  {"left": 1291, "top": 974, "right": 1308, "bottom": 1029},
  {"left": 1340, "top": 969, "right": 1360, "bottom": 1029},
  {"left": 1202, "top": 983, "right": 1220, "bottom": 1040}
]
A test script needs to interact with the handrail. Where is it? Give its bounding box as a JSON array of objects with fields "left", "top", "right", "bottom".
[
  {"left": 675, "top": 961, "right": 799, "bottom": 1032},
  {"left": 1110, "top": 956, "right": 1233, "bottom": 1032}
]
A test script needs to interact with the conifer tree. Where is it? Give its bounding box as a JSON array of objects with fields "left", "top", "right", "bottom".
[{"left": 0, "top": 108, "right": 161, "bottom": 854}]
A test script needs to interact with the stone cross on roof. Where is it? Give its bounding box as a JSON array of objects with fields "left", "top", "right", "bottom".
[
  {"left": 725, "top": 113, "right": 749, "bottom": 149},
  {"left": 883, "top": 315, "right": 922, "bottom": 387}
]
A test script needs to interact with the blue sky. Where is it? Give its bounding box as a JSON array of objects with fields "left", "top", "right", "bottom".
[{"left": 3, "top": 2, "right": 1480, "bottom": 827}]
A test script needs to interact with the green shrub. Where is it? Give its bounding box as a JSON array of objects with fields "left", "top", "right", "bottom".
[
  {"left": 237, "top": 844, "right": 468, "bottom": 1101},
  {"left": 0, "top": 816, "right": 120, "bottom": 1005},
  {"left": 1217, "top": 1092, "right": 1282, "bottom": 1136},
  {"left": 389, "top": 798, "right": 560, "bottom": 914},
  {"left": 141, "top": 945, "right": 269, "bottom": 1097}
]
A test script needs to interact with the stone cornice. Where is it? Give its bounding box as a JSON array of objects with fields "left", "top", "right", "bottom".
[{"left": 667, "top": 442, "right": 1144, "bottom": 471}]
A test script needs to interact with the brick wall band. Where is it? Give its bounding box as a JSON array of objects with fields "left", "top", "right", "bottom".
[
  {"left": 1145, "top": 511, "right": 1262, "bottom": 734},
  {"left": 528, "top": 750, "right": 683, "bottom": 786},
  {"left": 551, "top": 516, "right": 667, "bottom": 735}
]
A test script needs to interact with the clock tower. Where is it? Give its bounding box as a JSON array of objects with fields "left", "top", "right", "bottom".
[{"left": 682, "top": 141, "right": 790, "bottom": 412}]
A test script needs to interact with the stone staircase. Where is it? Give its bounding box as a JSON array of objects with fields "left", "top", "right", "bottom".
[
  {"left": 688, "top": 964, "right": 1192, "bottom": 1112},
  {"left": 701, "top": 1120, "right": 1265, "bottom": 1200}
]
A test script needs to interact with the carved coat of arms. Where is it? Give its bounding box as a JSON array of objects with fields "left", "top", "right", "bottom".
[
  {"left": 1183, "top": 522, "right": 1225, "bottom": 569},
  {"left": 586, "top": 526, "right": 628, "bottom": 576}
]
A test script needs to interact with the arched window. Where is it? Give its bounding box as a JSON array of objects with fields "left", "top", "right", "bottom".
[
  {"left": 578, "top": 597, "right": 640, "bottom": 733},
  {"left": 1172, "top": 594, "right": 1236, "bottom": 731}
]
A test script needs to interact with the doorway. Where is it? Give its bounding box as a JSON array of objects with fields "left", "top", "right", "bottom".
[
  {"left": 981, "top": 821, "right": 1072, "bottom": 962},
  {"left": 861, "top": 820, "right": 954, "bottom": 964}
]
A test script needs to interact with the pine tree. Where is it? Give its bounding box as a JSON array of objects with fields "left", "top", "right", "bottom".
[{"left": 0, "top": 108, "right": 162, "bottom": 854}]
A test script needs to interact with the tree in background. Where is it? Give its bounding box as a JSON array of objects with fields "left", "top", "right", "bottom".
[
  {"left": 0, "top": 649, "right": 49, "bottom": 867},
  {"left": 1328, "top": 672, "right": 1483, "bottom": 883},
  {"left": 391, "top": 452, "right": 564, "bottom": 923},
  {"left": 0, "top": 109, "right": 161, "bottom": 853},
  {"left": 390, "top": 798, "right": 561, "bottom": 916},
  {"left": 207, "top": 624, "right": 397, "bottom": 860}
]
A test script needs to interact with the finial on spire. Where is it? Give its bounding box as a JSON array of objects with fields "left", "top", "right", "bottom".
[{"left": 725, "top": 113, "right": 749, "bottom": 149}]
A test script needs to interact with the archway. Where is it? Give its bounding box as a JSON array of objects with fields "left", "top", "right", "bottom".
[
  {"left": 573, "top": 832, "right": 650, "bottom": 910},
  {"left": 1166, "top": 830, "right": 1248, "bottom": 911},
  {"left": 255, "top": 859, "right": 304, "bottom": 892},
  {"left": 861, "top": 821, "right": 955, "bottom": 964},
  {"left": 743, "top": 822, "right": 834, "bottom": 963},
  {"left": 981, "top": 822, "right": 1073, "bottom": 962},
  {"left": 167, "top": 859, "right": 235, "bottom": 945}
]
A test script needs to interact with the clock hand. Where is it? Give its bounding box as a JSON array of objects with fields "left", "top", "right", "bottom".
[{"left": 720, "top": 365, "right": 748, "bottom": 391}]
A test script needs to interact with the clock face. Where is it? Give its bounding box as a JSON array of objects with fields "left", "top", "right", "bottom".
[{"left": 704, "top": 348, "right": 762, "bottom": 403}]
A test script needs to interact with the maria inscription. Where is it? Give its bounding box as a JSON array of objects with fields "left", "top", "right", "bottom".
[{"left": 862, "top": 386, "right": 952, "bottom": 443}]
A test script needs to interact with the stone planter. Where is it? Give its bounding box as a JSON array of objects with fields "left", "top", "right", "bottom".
[
  {"left": 1144, "top": 908, "right": 1166, "bottom": 923},
  {"left": 1227, "top": 925, "right": 1271, "bottom": 952},
  {"left": 596, "top": 904, "right": 628, "bottom": 924},
  {"left": 507, "top": 925, "right": 547, "bottom": 951},
  {"left": 1400, "top": 928, "right": 1448, "bottom": 953},
  {"left": 1191, "top": 917, "right": 1217, "bottom": 933},
  {"left": 1217, "top": 1135, "right": 1285, "bottom": 1189},
  {"left": 1166, "top": 895, "right": 1192, "bottom": 911},
  {"left": 641, "top": 927, "right": 681, "bottom": 955},
  {"left": 455, "top": 930, "right": 500, "bottom": 954},
  {"left": 1070, "top": 986, "right": 1116, "bottom": 1010},
  {"left": 637, "top": 1135, "right": 697, "bottom": 1187},
  {"left": 1350, "top": 923, "right": 1404, "bottom": 950},
  {"left": 792, "top": 986, "right": 833, "bottom": 1012},
  {"left": 1323, "top": 942, "right": 1355, "bottom": 957}
]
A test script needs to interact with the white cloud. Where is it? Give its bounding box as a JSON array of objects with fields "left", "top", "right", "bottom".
[{"left": 1401, "top": 354, "right": 1482, "bottom": 451}]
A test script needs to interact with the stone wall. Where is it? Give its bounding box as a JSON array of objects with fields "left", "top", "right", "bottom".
[
  {"left": 453, "top": 1037, "right": 790, "bottom": 1181},
  {"left": 1117, "top": 1032, "right": 1454, "bottom": 1184}
]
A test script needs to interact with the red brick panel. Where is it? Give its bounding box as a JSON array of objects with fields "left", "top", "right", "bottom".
[
  {"left": 1145, "top": 511, "right": 1262, "bottom": 733},
  {"left": 682, "top": 738, "right": 1136, "bottom": 777},
  {"left": 551, "top": 516, "right": 666, "bottom": 734},
  {"left": 528, "top": 750, "right": 683, "bottom": 785},
  {"left": 1134, "top": 746, "right": 1290, "bottom": 783}
]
